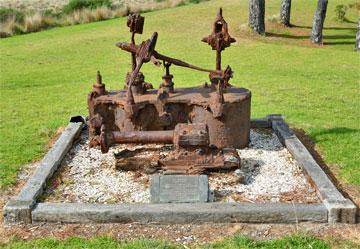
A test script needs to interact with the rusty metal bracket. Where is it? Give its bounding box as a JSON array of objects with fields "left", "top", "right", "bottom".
[
  {"left": 160, "top": 62, "right": 174, "bottom": 93},
  {"left": 202, "top": 8, "right": 236, "bottom": 71}
]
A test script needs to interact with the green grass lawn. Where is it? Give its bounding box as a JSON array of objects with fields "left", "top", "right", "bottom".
[
  {"left": 3, "top": 234, "right": 358, "bottom": 249},
  {"left": 0, "top": 0, "right": 359, "bottom": 191}
]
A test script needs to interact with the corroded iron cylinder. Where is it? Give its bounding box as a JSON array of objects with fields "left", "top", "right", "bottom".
[
  {"left": 89, "top": 87, "right": 251, "bottom": 150},
  {"left": 191, "top": 97, "right": 251, "bottom": 149}
]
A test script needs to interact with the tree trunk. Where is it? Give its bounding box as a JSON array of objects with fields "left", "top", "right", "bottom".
[
  {"left": 280, "top": 0, "right": 291, "bottom": 26},
  {"left": 311, "top": 0, "right": 328, "bottom": 44},
  {"left": 355, "top": 18, "right": 360, "bottom": 51},
  {"left": 249, "top": 0, "right": 265, "bottom": 35}
]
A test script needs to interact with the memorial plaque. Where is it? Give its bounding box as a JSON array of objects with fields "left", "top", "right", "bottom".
[{"left": 150, "top": 175, "right": 209, "bottom": 203}]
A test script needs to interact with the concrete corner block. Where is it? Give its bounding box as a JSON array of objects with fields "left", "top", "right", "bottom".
[
  {"left": 3, "top": 120, "right": 83, "bottom": 224},
  {"left": 250, "top": 118, "right": 271, "bottom": 128},
  {"left": 266, "top": 114, "right": 284, "bottom": 121},
  {"left": 271, "top": 120, "right": 295, "bottom": 145},
  {"left": 3, "top": 199, "right": 34, "bottom": 224},
  {"left": 324, "top": 198, "right": 357, "bottom": 224},
  {"left": 69, "top": 115, "right": 86, "bottom": 124}
]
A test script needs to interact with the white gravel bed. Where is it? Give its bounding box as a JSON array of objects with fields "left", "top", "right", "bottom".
[
  {"left": 209, "top": 130, "right": 319, "bottom": 203},
  {"left": 43, "top": 129, "right": 319, "bottom": 204},
  {"left": 43, "top": 134, "right": 153, "bottom": 203}
]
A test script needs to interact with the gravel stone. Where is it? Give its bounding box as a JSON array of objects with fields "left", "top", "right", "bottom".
[
  {"left": 43, "top": 129, "right": 319, "bottom": 204},
  {"left": 209, "top": 129, "right": 319, "bottom": 203},
  {"left": 43, "top": 133, "right": 151, "bottom": 203}
]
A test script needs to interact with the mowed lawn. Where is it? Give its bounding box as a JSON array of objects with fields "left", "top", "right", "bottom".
[
  {"left": 0, "top": 0, "right": 359, "bottom": 190},
  {"left": 2, "top": 234, "right": 354, "bottom": 249}
]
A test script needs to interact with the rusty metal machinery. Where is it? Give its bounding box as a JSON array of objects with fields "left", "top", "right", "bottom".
[{"left": 87, "top": 8, "right": 251, "bottom": 174}]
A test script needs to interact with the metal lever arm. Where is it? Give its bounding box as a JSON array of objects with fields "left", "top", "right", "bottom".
[{"left": 117, "top": 34, "right": 222, "bottom": 75}]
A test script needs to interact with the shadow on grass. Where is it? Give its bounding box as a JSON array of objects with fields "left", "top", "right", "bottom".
[
  {"left": 310, "top": 127, "right": 359, "bottom": 138},
  {"left": 323, "top": 34, "right": 356, "bottom": 39},
  {"left": 292, "top": 24, "right": 357, "bottom": 31},
  {"left": 266, "top": 32, "right": 356, "bottom": 41},
  {"left": 323, "top": 41, "right": 357, "bottom": 45},
  {"left": 342, "top": 18, "right": 357, "bottom": 24},
  {"left": 266, "top": 32, "right": 308, "bottom": 39}
]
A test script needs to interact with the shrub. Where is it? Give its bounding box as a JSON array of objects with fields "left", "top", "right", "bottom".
[
  {"left": 80, "top": 8, "right": 96, "bottom": 23},
  {"left": 23, "top": 13, "right": 57, "bottom": 33},
  {"left": 189, "top": 0, "right": 208, "bottom": 4},
  {"left": 23, "top": 13, "right": 44, "bottom": 32},
  {"left": 334, "top": 4, "right": 348, "bottom": 22},
  {"left": 64, "top": 6, "right": 113, "bottom": 25},
  {"left": 113, "top": 7, "right": 129, "bottom": 18},
  {"left": 63, "top": 0, "right": 112, "bottom": 14},
  {"left": 0, "top": 16, "right": 16, "bottom": 37},
  {"left": 0, "top": 0, "right": 195, "bottom": 39},
  {"left": 43, "top": 9, "right": 62, "bottom": 18},
  {"left": 0, "top": 16, "right": 24, "bottom": 37},
  {"left": 66, "top": 10, "right": 82, "bottom": 24},
  {"left": 175, "top": 1, "right": 186, "bottom": 7},
  {"left": 92, "top": 7, "right": 113, "bottom": 21},
  {"left": 0, "top": 8, "right": 24, "bottom": 23},
  {"left": 348, "top": 2, "right": 360, "bottom": 11},
  {"left": 43, "top": 16, "right": 58, "bottom": 28}
]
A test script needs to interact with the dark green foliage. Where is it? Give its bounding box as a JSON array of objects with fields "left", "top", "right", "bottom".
[
  {"left": 0, "top": 8, "right": 24, "bottom": 22},
  {"left": 189, "top": 0, "right": 209, "bottom": 4},
  {"left": 63, "top": 0, "right": 112, "bottom": 14},
  {"left": 12, "top": 24, "right": 25, "bottom": 35},
  {"left": 334, "top": 4, "right": 348, "bottom": 22},
  {"left": 347, "top": 2, "right": 360, "bottom": 10},
  {"left": 175, "top": 1, "right": 186, "bottom": 7},
  {"left": 43, "top": 9, "right": 62, "bottom": 18}
]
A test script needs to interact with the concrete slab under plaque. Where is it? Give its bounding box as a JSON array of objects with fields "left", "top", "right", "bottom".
[{"left": 150, "top": 175, "right": 209, "bottom": 203}]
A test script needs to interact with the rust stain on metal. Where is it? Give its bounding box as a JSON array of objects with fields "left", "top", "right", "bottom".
[
  {"left": 100, "top": 123, "right": 209, "bottom": 153},
  {"left": 87, "top": 8, "right": 251, "bottom": 174}
]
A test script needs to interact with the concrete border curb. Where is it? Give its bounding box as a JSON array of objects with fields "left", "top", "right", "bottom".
[
  {"left": 32, "top": 203, "right": 327, "bottom": 224},
  {"left": 4, "top": 115, "right": 357, "bottom": 224},
  {"left": 269, "top": 114, "right": 357, "bottom": 224},
  {"left": 3, "top": 118, "right": 84, "bottom": 224}
]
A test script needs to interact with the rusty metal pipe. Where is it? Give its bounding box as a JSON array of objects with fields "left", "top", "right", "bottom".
[
  {"left": 112, "top": 130, "right": 174, "bottom": 144},
  {"left": 99, "top": 123, "right": 209, "bottom": 153},
  {"left": 131, "top": 32, "right": 136, "bottom": 71},
  {"left": 100, "top": 127, "right": 174, "bottom": 153}
]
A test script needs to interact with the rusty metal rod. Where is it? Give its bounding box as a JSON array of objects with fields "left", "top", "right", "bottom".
[
  {"left": 116, "top": 42, "right": 137, "bottom": 53},
  {"left": 131, "top": 32, "right": 136, "bottom": 71},
  {"left": 111, "top": 130, "right": 174, "bottom": 144},
  {"left": 153, "top": 51, "right": 216, "bottom": 74},
  {"left": 116, "top": 42, "right": 221, "bottom": 74},
  {"left": 126, "top": 57, "right": 143, "bottom": 104},
  {"left": 216, "top": 50, "right": 221, "bottom": 71}
]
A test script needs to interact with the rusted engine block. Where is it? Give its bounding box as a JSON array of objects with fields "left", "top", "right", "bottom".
[{"left": 87, "top": 9, "right": 251, "bottom": 174}]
